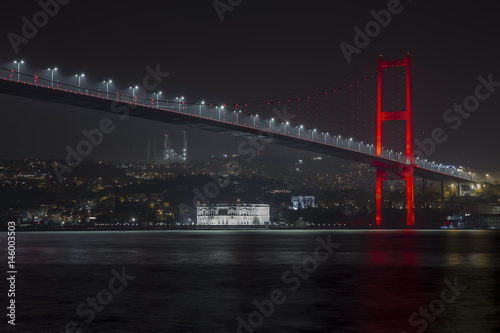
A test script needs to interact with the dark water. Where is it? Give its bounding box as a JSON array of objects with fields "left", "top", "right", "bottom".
[{"left": 2, "top": 230, "right": 500, "bottom": 333}]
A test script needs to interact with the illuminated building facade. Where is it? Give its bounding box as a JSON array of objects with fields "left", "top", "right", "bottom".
[
  {"left": 291, "top": 196, "right": 316, "bottom": 210},
  {"left": 197, "top": 204, "right": 270, "bottom": 226}
]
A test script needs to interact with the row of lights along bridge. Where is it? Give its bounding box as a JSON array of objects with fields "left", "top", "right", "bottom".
[{"left": 3, "top": 60, "right": 474, "bottom": 181}]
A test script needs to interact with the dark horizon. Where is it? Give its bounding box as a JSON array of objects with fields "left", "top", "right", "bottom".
[{"left": 0, "top": 1, "right": 499, "bottom": 175}]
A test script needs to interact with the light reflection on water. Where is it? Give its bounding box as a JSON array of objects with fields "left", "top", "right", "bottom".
[{"left": 11, "top": 230, "right": 500, "bottom": 333}]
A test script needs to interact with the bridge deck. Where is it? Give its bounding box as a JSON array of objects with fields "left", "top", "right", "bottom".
[{"left": 0, "top": 79, "right": 473, "bottom": 183}]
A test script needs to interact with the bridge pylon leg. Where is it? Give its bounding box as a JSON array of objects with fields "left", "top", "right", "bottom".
[
  {"left": 406, "top": 166, "right": 415, "bottom": 227},
  {"left": 375, "top": 55, "right": 414, "bottom": 227},
  {"left": 376, "top": 169, "right": 383, "bottom": 226},
  {"left": 375, "top": 166, "right": 414, "bottom": 227}
]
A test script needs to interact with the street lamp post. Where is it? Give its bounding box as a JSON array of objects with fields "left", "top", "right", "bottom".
[
  {"left": 312, "top": 129, "right": 317, "bottom": 141},
  {"left": 155, "top": 91, "right": 162, "bottom": 108},
  {"left": 103, "top": 80, "right": 112, "bottom": 98},
  {"left": 348, "top": 138, "right": 353, "bottom": 149},
  {"left": 270, "top": 118, "right": 274, "bottom": 131},
  {"left": 217, "top": 106, "right": 224, "bottom": 120},
  {"left": 235, "top": 110, "right": 241, "bottom": 124},
  {"left": 254, "top": 114, "right": 258, "bottom": 127},
  {"left": 299, "top": 125, "right": 303, "bottom": 138},
  {"left": 129, "top": 86, "right": 139, "bottom": 103},
  {"left": 285, "top": 121, "right": 289, "bottom": 134},
  {"left": 48, "top": 67, "right": 57, "bottom": 87},
  {"left": 14, "top": 60, "right": 24, "bottom": 81},
  {"left": 199, "top": 101, "right": 205, "bottom": 116},
  {"left": 324, "top": 132, "right": 328, "bottom": 144},
  {"left": 75, "top": 74, "right": 85, "bottom": 92},
  {"left": 130, "top": 86, "right": 138, "bottom": 103},
  {"left": 176, "top": 97, "right": 184, "bottom": 112}
]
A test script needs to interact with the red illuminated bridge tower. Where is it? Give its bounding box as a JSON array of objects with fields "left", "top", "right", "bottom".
[{"left": 375, "top": 55, "right": 414, "bottom": 227}]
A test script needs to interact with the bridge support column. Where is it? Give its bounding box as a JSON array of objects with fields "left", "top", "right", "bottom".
[
  {"left": 375, "top": 55, "right": 414, "bottom": 227},
  {"left": 376, "top": 169, "right": 383, "bottom": 226},
  {"left": 375, "top": 166, "right": 414, "bottom": 227},
  {"left": 406, "top": 167, "right": 415, "bottom": 226}
]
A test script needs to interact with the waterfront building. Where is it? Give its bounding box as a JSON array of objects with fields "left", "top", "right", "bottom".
[
  {"left": 197, "top": 204, "right": 270, "bottom": 226},
  {"left": 463, "top": 205, "right": 500, "bottom": 229},
  {"left": 291, "top": 196, "right": 316, "bottom": 210}
]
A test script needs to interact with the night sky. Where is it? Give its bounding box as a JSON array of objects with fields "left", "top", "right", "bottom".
[{"left": 0, "top": 0, "right": 499, "bottom": 175}]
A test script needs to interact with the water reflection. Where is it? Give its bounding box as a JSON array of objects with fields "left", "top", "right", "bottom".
[{"left": 12, "top": 230, "right": 500, "bottom": 333}]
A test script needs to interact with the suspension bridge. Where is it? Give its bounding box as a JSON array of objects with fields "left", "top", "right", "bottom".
[{"left": 0, "top": 55, "right": 477, "bottom": 227}]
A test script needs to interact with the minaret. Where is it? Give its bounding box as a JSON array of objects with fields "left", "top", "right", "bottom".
[
  {"left": 162, "top": 130, "right": 170, "bottom": 159},
  {"left": 182, "top": 130, "right": 187, "bottom": 160},
  {"left": 163, "top": 130, "right": 168, "bottom": 149}
]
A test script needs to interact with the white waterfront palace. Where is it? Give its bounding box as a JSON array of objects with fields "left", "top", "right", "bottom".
[{"left": 197, "top": 204, "right": 270, "bottom": 226}]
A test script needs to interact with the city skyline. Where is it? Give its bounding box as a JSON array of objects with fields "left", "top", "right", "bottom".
[{"left": 2, "top": 2, "right": 500, "bottom": 332}]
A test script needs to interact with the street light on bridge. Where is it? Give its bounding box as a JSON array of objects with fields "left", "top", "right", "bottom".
[
  {"left": 154, "top": 91, "right": 162, "bottom": 108},
  {"left": 48, "top": 67, "right": 57, "bottom": 87},
  {"left": 284, "top": 121, "right": 289, "bottom": 134},
  {"left": 298, "top": 125, "right": 304, "bottom": 139},
  {"left": 216, "top": 106, "right": 224, "bottom": 120},
  {"left": 75, "top": 74, "right": 85, "bottom": 92},
  {"left": 253, "top": 114, "right": 258, "bottom": 127},
  {"left": 270, "top": 118, "right": 275, "bottom": 132},
  {"left": 103, "top": 80, "right": 112, "bottom": 99},
  {"left": 234, "top": 110, "right": 241, "bottom": 124},
  {"left": 199, "top": 101, "right": 205, "bottom": 116},
  {"left": 130, "top": 86, "right": 138, "bottom": 103},
  {"left": 14, "top": 60, "right": 24, "bottom": 81},
  {"left": 176, "top": 96, "right": 184, "bottom": 112}
]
